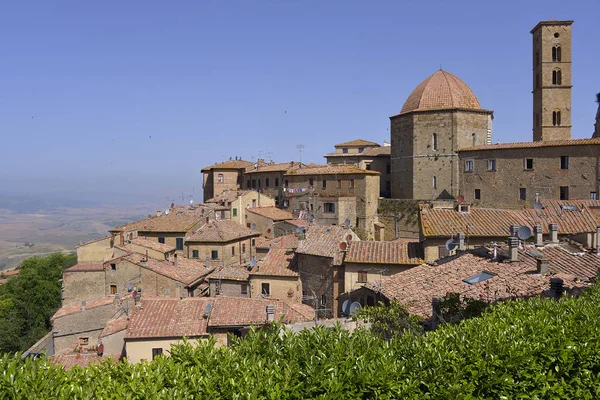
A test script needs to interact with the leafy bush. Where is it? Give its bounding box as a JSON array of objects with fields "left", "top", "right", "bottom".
[
  {"left": 0, "top": 253, "right": 76, "bottom": 353},
  {"left": 2, "top": 284, "right": 600, "bottom": 399}
]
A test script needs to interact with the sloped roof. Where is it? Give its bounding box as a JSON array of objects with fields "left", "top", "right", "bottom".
[
  {"left": 345, "top": 241, "right": 423, "bottom": 265},
  {"left": 367, "top": 249, "right": 589, "bottom": 318},
  {"left": 296, "top": 226, "right": 358, "bottom": 265},
  {"left": 518, "top": 244, "right": 600, "bottom": 281},
  {"left": 52, "top": 297, "right": 116, "bottom": 321},
  {"left": 100, "top": 318, "right": 129, "bottom": 338},
  {"left": 122, "top": 253, "right": 212, "bottom": 286},
  {"left": 207, "top": 265, "right": 250, "bottom": 281},
  {"left": 125, "top": 298, "right": 214, "bottom": 339},
  {"left": 186, "top": 220, "right": 259, "bottom": 243},
  {"left": 284, "top": 164, "right": 379, "bottom": 176},
  {"left": 255, "top": 234, "right": 299, "bottom": 250},
  {"left": 458, "top": 137, "right": 600, "bottom": 152},
  {"left": 50, "top": 353, "right": 118, "bottom": 370},
  {"left": 360, "top": 146, "right": 391, "bottom": 157},
  {"left": 334, "top": 139, "right": 380, "bottom": 148},
  {"left": 201, "top": 159, "right": 254, "bottom": 172},
  {"left": 208, "top": 297, "right": 314, "bottom": 327},
  {"left": 112, "top": 206, "right": 208, "bottom": 233},
  {"left": 130, "top": 238, "right": 176, "bottom": 253},
  {"left": 399, "top": 70, "right": 483, "bottom": 115},
  {"left": 246, "top": 206, "right": 293, "bottom": 221},
  {"left": 243, "top": 162, "right": 301, "bottom": 174},
  {"left": 251, "top": 248, "right": 298, "bottom": 277}
]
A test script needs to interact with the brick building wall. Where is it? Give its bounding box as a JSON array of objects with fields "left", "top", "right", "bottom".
[
  {"left": 105, "top": 259, "right": 141, "bottom": 297},
  {"left": 185, "top": 237, "right": 257, "bottom": 266},
  {"left": 458, "top": 145, "right": 600, "bottom": 208},
  {"left": 297, "top": 253, "right": 334, "bottom": 319},
  {"left": 249, "top": 275, "right": 302, "bottom": 303}
]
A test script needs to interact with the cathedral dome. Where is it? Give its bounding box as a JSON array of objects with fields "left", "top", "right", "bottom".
[{"left": 400, "top": 70, "right": 482, "bottom": 115}]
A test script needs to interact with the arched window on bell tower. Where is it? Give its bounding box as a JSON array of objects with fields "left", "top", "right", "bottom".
[
  {"left": 552, "top": 46, "right": 562, "bottom": 62},
  {"left": 552, "top": 110, "right": 562, "bottom": 126},
  {"left": 552, "top": 69, "right": 562, "bottom": 85}
]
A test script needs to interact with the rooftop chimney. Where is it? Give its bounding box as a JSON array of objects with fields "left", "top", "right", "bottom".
[
  {"left": 508, "top": 236, "right": 519, "bottom": 262},
  {"left": 534, "top": 225, "right": 544, "bottom": 247},
  {"left": 266, "top": 304, "right": 275, "bottom": 322},
  {"left": 550, "top": 277, "right": 564, "bottom": 299},
  {"left": 174, "top": 253, "right": 178, "bottom": 266},
  {"left": 156, "top": 210, "right": 163, "bottom": 217},
  {"left": 536, "top": 258, "right": 550, "bottom": 275},
  {"left": 509, "top": 224, "right": 519, "bottom": 237},
  {"left": 549, "top": 224, "right": 559, "bottom": 243},
  {"left": 457, "top": 233, "right": 466, "bottom": 251}
]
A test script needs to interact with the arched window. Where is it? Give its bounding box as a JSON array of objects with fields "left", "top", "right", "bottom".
[
  {"left": 552, "top": 46, "right": 562, "bottom": 62},
  {"left": 552, "top": 110, "right": 562, "bottom": 126},
  {"left": 552, "top": 69, "right": 562, "bottom": 85},
  {"left": 432, "top": 133, "right": 438, "bottom": 151}
]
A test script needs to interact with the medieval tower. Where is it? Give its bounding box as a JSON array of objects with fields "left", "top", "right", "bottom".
[{"left": 531, "top": 20, "right": 573, "bottom": 141}]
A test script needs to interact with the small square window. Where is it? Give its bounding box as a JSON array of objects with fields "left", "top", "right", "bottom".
[
  {"left": 265, "top": 178, "right": 270, "bottom": 187},
  {"left": 241, "top": 284, "right": 248, "bottom": 295},
  {"left": 322, "top": 180, "right": 327, "bottom": 189},
  {"left": 487, "top": 159, "right": 496, "bottom": 171},
  {"left": 79, "top": 337, "right": 89, "bottom": 346},
  {"left": 284, "top": 180, "right": 289, "bottom": 188},
  {"left": 176, "top": 238, "right": 184, "bottom": 251},
  {"left": 560, "top": 156, "right": 569, "bottom": 170},
  {"left": 591, "top": 192, "right": 598, "bottom": 200},
  {"left": 320, "top": 295, "right": 326, "bottom": 307},
  {"left": 309, "top": 178, "right": 314, "bottom": 186},
  {"left": 251, "top": 239, "right": 256, "bottom": 246},
  {"left": 342, "top": 148, "right": 348, "bottom": 154},
  {"left": 231, "top": 246, "right": 235, "bottom": 256},
  {"left": 233, "top": 208, "right": 237, "bottom": 217},
  {"left": 560, "top": 186, "right": 569, "bottom": 200},
  {"left": 275, "top": 178, "right": 279, "bottom": 187},
  {"left": 357, "top": 271, "right": 368, "bottom": 283},
  {"left": 152, "top": 348, "right": 163, "bottom": 359},
  {"left": 524, "top": 158, "right": 534, "bottom": 170},
  {"left": 464, "top": 160, "right": 473, "bottom": 172},
  {"left": 158, "top": 237, "right": 165, "bottom": 244},
  {"left": 519, "top": 188, "right": 527, "bottom": 201},
  {"left": 474, "top": 189, "right": 481, "bottom": 200},
  {"left": 110, "top": 263, "right": 116, "bottom": 271},
  {"left": 242, "top": 243, "right": 246, "bottom": 253},
  {"left": 358, "top": 147, "right": 364, "bottom": 153},
  {"left": 110, "top": 285, "right": 117, "bottom": 295},
  {"left": 211, "top": 250, "right": 218, "bottom": 260},
  {"left": 261, "top": 282, "right": 270, "bottom": 296},
  {"left": 192, "top": 250, "right": 199, "bottom": 259}
]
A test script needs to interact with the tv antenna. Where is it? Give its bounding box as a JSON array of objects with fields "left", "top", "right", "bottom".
[{"left": 296, "top": 144, "right": 304, "bottom": 164}]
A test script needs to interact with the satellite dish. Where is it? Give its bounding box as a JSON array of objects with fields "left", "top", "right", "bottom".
[
  {"left": 249, "top": 257, "right": 256, "bottom": 267},
  {"left": 308, "top": 213, "right": 315, "bottom": 223},
  {"left": 190, "top": 199, "right": 194, "bottom": 205},
  {"left": 349, "top": 301, "right": 362, "bottom": 316},
  {"left": 165, "top": 209, "right": 170, "bottom": 215},
  {"left": 445, "top": 238, "right": 457, "bottom": 251},
  {"left": 339, "top": 241, "right": 347, "bottom": 251},
  {"left": 533, "top": 202, "right": 544, "bottom": 210},
  {"left": 341, "top": 299, "right": 351, "bottom": 316},
  {"left": 456, "top": 195, "right": 465, "bottom": 204},
  {"left": 204, "top": 303, "right": 212, "bottom": 314},
  {"left": 517, "top": 226, "right": 532, "bottom": 240},
  {"left": 295, "top": 227, "right": 303, "bottom": 234},
  {"left": 343, "top": 218, "right": 351, "bottom": 228},
  {"left": 127, "top": 283, "right": 133, "bottom": 292},
  {"left": 346, "top": 234, "right": 353, "bottom": 242},
  {"left": 251, "top": 223, "right": 256, "bottom": 229}
]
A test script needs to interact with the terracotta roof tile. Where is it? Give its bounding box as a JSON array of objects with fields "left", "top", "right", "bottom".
[
  {"left": 100, "top": 318, "right": 129, "bottom": 338},
  {"left": 186, "top": 220, "right": 260, "bottom": 243},
  {"left": 208, "top": 297, "right": 314, "bottom": 327},
  {"left": 122, "top": 253, "right": 213, "bottom": 286},
  {"left": 419, "top": 203, "right": 598, "bottom": 238},
  {"left": 334, "top": 139, "right": 380, "bottom": 147},
  {"left": 50, "top": 353, "right": 118, "bottom": 370},
  {"left": 208, "top": 265, "right": 250, "bottom": 281},
  {"left": 458, "top": 137, "right": 600, "bottom": 152},
  {"left": 130, "top": 238, "right": 176, "bottom": 253},
  {"left": 255, "top": 234, "right": 299, "bottom": 250},
  {"left": 517, "top": 244, "right": 600, "bottom": 281},
  {"left": 113, "top": 206, "right": 209, "bottom": 233},
  {"left": 325, "top": 146, "right": 390, "bottom": 158},
  {"left": 345, "top": 241, "right": 424, "bottom": 265},
  {"left": 64, "top": 263, "right": 104, "bottom": 273},
  {"left": 125, "top": 298, "right": 213, "bottom": 339},
  {"left": 246, "top": 206, "right": 293, "bottom": 221},
  {"left": 368, "top": 250, "right": 589, "bottom": 318},
  {"left": 52, "top": 297, "right": 116, "bottom": 320},
  {"left": 296, "top": 226, "right": 358, "bottom": 265},
  {"left": 252, "top": 248, "right": 298, "bottom": 277},
  {"left": 201, "top": 159, "right": 254, "bottom": 172},
  {"left": 285, "top": 164, "right": 380, "bottom": 176},
  {"left": 400, "top": 70, "right": 483, "bottom": 115}
]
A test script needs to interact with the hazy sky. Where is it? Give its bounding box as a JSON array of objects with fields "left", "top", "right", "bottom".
[{"left": 1, "top": 1, "right": 599, "bottom": 205}]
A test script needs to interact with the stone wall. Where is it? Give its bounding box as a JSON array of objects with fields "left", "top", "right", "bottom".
[
  {"left": 76, "top": 237, "right": 113, "bottom": 263},
  {"left": 377, "top": 199, "right": 420, "bottom": 240},
  {"left": 297, "top": 253, "right": 334, "bottom": 319},
  {"left": 209, "top": 279, "right": 248, "bottom": 297},
  {"left": 62, "top": 270, "right": 105, "bottom": 305},
  {"left": 185, "top": 237, "right": 257, "bottom": 266},
  {"left": 249, "top": 275, "right": 302, "bottom": 303},
  {"left": 458, "top": 145, "right": 600, "bottom": 208}
]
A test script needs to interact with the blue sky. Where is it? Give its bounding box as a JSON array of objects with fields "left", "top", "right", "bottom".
[{"left": 1, "top": 0, "right": 598, "bottom": 206}]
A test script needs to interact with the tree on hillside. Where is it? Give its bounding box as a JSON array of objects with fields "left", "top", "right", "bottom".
[{"left": 0, "top": 253, "right": 76, "bottom": 353}]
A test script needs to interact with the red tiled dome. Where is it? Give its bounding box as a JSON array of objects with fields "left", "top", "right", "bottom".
[{"left": 400, "top": 70, "right": 482, "bottom": 114}]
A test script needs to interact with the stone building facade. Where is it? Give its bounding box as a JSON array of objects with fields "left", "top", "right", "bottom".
[
  {"left": 62, "top": 263, "right": 106, "bottom": 305},
  {"left": 458, "top": 139, "right": 600, "bottom": 208},
  {"left": 201, "top": 159, "right": 253, "bottom": 202},
  {"left": 390, "top": 70, "right": 493, "bottom": 201}
]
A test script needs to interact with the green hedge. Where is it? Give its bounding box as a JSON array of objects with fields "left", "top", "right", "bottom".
[{"left": 2, "top": 284, "right": 600, "bottom": 399}]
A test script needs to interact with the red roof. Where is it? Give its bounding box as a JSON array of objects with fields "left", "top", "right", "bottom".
[
  {"left": 100, "top": 318, "right": 129, "bottom": 338},
  {"left": 186, "top": 220, "right": 259, "bottom": 243},
  {"left": 121, "top": 253, "right": 213, "bottom": 286},
  {"left": 64, "top": 263, "right": 104, "bottom": 273},
  {"left": 255, "top": 234, "right": 299, "bottom": 250},
  {"left": 345, "top": 241, "right": 423, "bottom": 265},
  {"left": 251, "top": 248, "right": 298, "bottom": 277},
  {"left": 50, "top": 353, "right": 118, "bottom": 370},
  {"left": 52, "top": 297, "right": 116, "bottom": 320},
  {"left": 246, "top": 206, "right": 293, "bottom": 221},
  {"left": 208, "top": 297, "right": 314, "bottom": 327},
  {"left": 296, "top": 226, "right": 359, "bottom": 265},
  {"left": 458, "top": 137, "right": 600, "bottom": 152},
  {"left": 125, "top": 298, "right": 214, "bottom": 339}
]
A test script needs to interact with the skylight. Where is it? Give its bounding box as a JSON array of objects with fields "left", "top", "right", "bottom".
[{"left": 463, "top": 271, "right": 495, "bottom": 285}]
